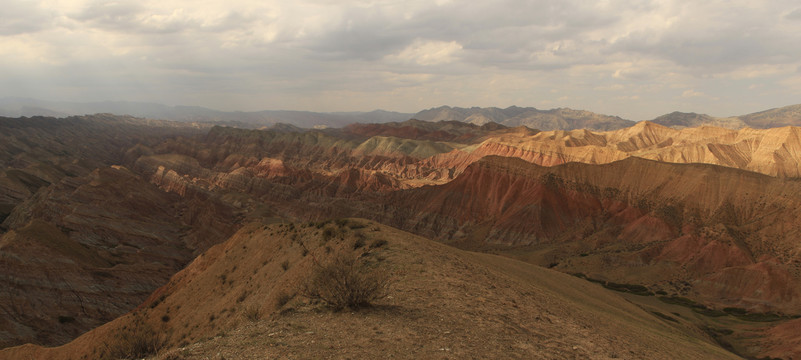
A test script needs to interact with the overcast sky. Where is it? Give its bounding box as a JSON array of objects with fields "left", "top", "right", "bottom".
[{"left": 2, "top": 0, "right": 801, "bottom": 120}]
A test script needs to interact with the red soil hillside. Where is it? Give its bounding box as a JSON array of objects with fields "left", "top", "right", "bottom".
[
  {"left": 1, "top": 219, "right": 739, "bottom": 360},
  {"left": 379, "top": 156, "right": 801, "bottom": 314}
]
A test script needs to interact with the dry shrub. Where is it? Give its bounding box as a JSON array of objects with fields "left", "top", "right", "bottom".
[
  {"left": 304, "top": 252, "right": 391, "bottom": 310},
  {"left": 244, "top": 305, "right": 262, "bottom": 322},
  {"left": 104, "top": 315, "right": 165, "bottom": 359}
]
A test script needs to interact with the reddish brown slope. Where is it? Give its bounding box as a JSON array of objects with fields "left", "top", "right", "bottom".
[{"left": 381, "top": 156, "right": 801, "bottom": 313}]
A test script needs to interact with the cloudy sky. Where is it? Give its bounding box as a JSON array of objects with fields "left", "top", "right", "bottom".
[{"left": 2, "top": 0, "right": 801, "bottom": 120}]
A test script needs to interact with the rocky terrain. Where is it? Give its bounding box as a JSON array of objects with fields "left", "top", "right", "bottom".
[{"left": 3, "top": 110, "right": 801, "bottom": 358}]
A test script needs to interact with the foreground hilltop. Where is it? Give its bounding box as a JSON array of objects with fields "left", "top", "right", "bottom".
[{"left": 3, "top": 220, "right": 739, "bottom": 359}]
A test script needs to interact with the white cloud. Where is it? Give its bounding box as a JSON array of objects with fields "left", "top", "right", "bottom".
[
  {"left": 387, "top": 39, "right": 463, "bottom": 66},
  {"left": 681, "top": 89, "right": 705, "bottom": 98}
]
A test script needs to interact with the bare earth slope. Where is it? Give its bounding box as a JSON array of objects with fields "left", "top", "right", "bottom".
[{"left": 1, "top": 220, "right": 739, "bottom": 360}]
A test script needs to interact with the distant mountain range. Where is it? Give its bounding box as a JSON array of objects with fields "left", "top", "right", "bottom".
[
  {"left": 412, "top": 104, "right": 801, "bottom": 130},
  {"left": 411, "top": 105, "right": 633, "bottom": 131},
  {"left": 0, "top": 98, "right": 413, "bottom": 129},
  {"left": 3, "top": 98, "right": 801, "bottom": 130},
  {"left": 650, "top": 105, "right": 801, "bottom": 129}
]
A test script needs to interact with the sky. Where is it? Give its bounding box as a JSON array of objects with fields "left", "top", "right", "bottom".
[{"left": 2, "top": 0, "right": 801, "bottom": 120}]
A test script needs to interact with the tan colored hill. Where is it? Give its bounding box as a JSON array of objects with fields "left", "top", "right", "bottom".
[
  {"left": 424, "top": 121, "right": 801, "bottom": 179},
  {"left": 1, "top": 219, "right": 740, "bottom": 359}
]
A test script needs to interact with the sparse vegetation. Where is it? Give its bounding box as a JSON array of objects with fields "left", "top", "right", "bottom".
[
  {"left": 244, "top": 305, "right": 262, "bottom": 322},
  {"left": 103, "top": 316, "right": 165, "bottom": 360},
  {"left": 322, "top": 227, "right": 336, "bottom": 241},
  {"left": 236, "top": 290, "right": 250, "bottom": 303},
  {"left": 276, "top": 292, "right": 294, "bottom": 309},
  {"left": 601, "top": 281, "right": 654, "bottom": 296},
  {"left": 353, "top": 236, "right": 366, "bottom": 250},
  {"left": 347, "top": 221, "right": 367, "bottom": 230},
  {"left": 370, "top": 238, "right": 388, "bottom": 249},
  {"left": 303, "top": 252, "right": 392, "bottom": 310},
  {"left": 650, "top": 311, "right": 678, "bottom": 323}
]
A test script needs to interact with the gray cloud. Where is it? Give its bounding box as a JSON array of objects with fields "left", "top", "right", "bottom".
[
  {"left": 0, "top": 0, "right": 54, "bottom": 35},
  {"left": 1, "top": 1, "right": 801, "bottom": 120}
]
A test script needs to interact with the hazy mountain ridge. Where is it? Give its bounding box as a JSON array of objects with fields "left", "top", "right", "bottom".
[
  {"left": 413, "top": 105, "right": 635, "bottom": 131},
  {"left": 650, "top": 104, "right": 801, "bottom": 129},
  {"left": 415, "top": 103, "right": 801, "bottom": 130},
  {"left": 5, "top": 98, "right": 801, "bottom": 131},
  {"left": 0, "top": 98, "right": 414, "bottom": 129}
]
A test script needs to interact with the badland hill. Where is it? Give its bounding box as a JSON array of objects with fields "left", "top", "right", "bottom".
[{"left": 3, "top": 107, "right": 801, "bottom": 358}]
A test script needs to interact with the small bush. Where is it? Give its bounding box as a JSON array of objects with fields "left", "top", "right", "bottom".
[
  {"left": 369, "top": 239, "right": 388, "bottom": 249},
  {"left": 281, "top": 260, "right": 290, "bottom": 271},
  {"left": 276, "top": 292, "right": 294, "bottom": 308},
  {"left": 303, "top": 252, "right": 391, "bottom": 310},
  {"left": 104, "top": 317, "right": 165, "bottom": 359},
  {"left": 236, "top": 290, "right": 249, "bottom": 303},
  {"left": 244, "top": 305, "right": 262, "bottom": 322},
  {"left": 348, "top": 222, "right": 367, "bottom": 230},
  {"left": 322, "top": 227, "right": 336, "bottom": 241}
]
